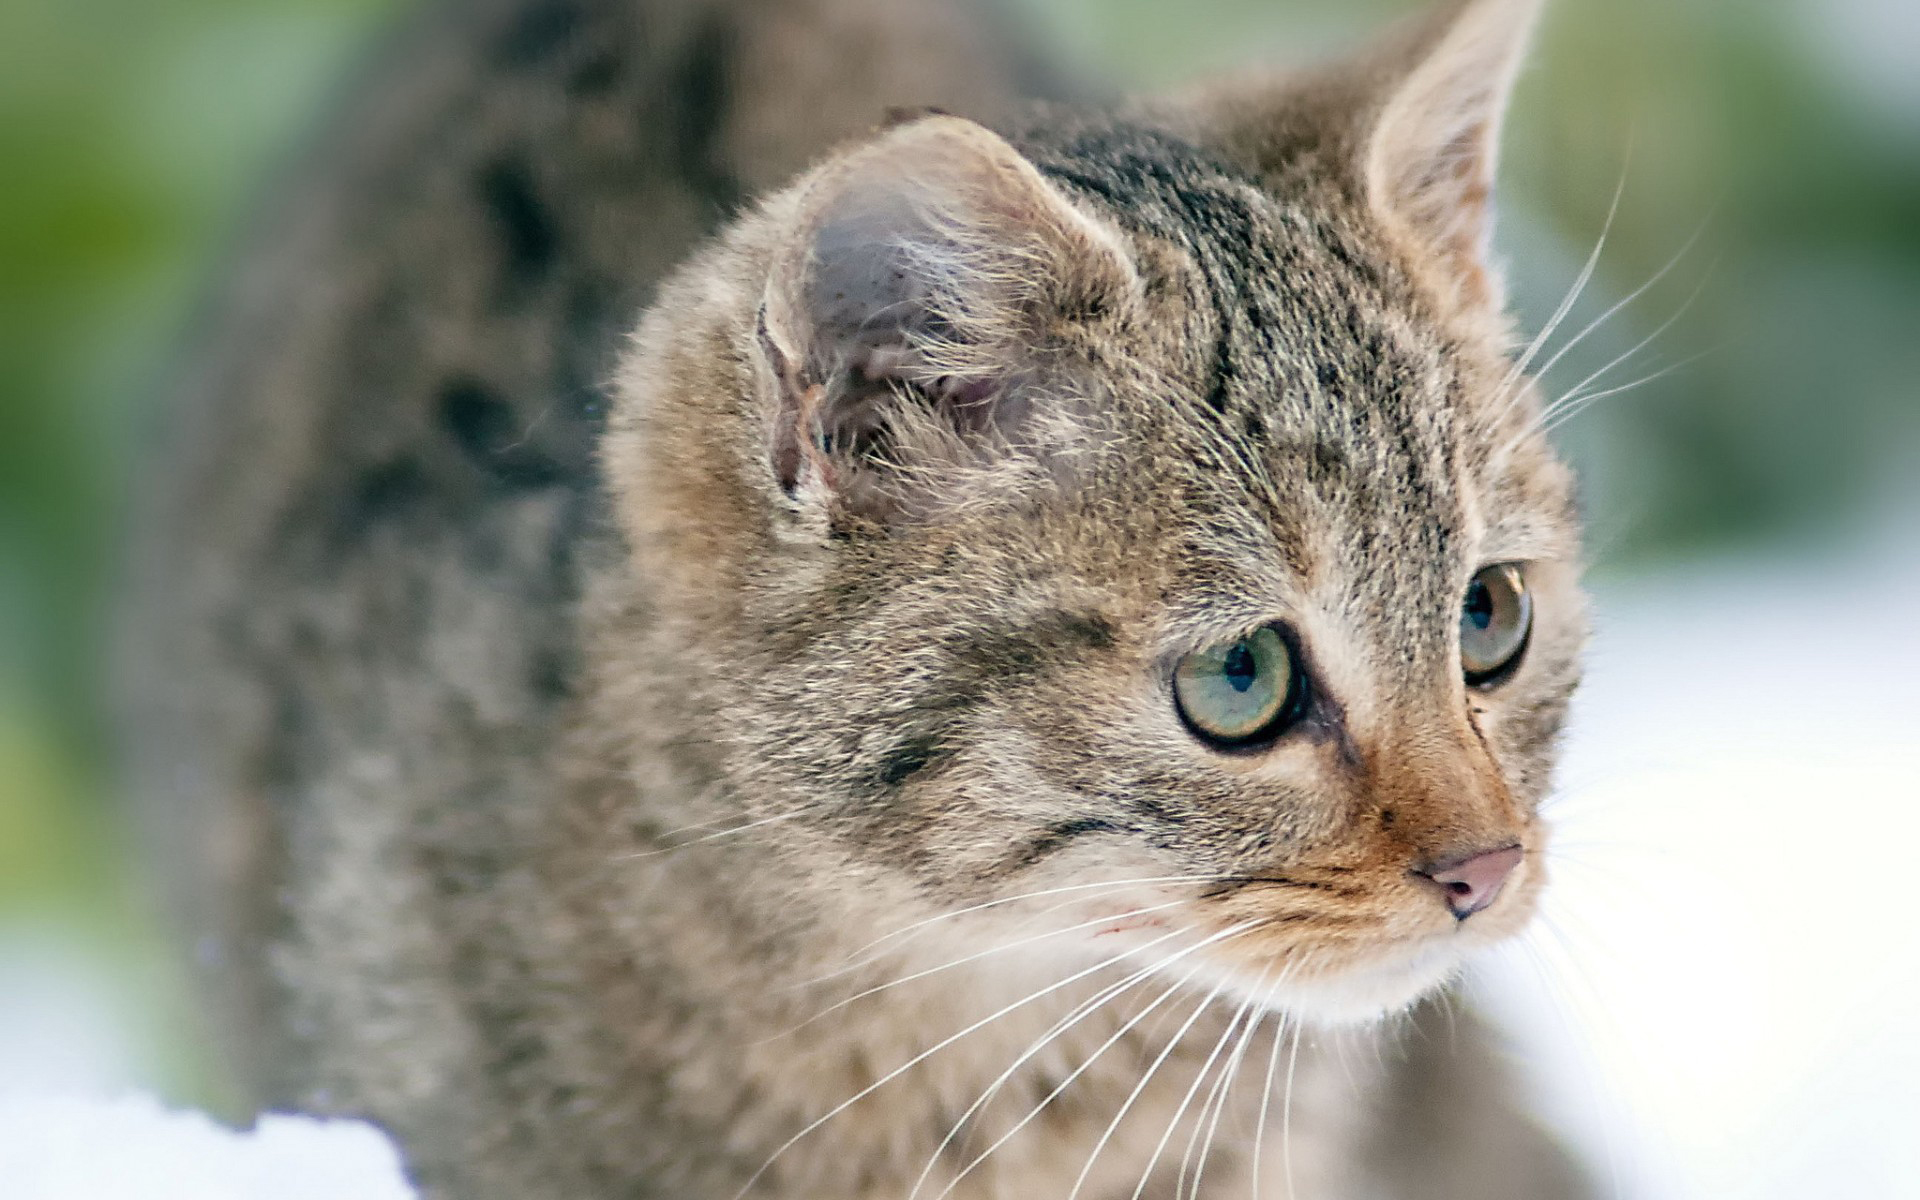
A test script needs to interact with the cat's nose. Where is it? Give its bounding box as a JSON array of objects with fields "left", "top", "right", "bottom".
[{"left": 1415, "top": 845, "right": 1523, "bottom": 919}]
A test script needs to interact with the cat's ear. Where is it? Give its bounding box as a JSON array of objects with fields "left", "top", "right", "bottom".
[
  {"left": 1171, "top": 0, "right": 1540, "bottom": 309},
  {"left": 756, "top": 115, "right": 1135, "bottom": 527},
  {"left": 1364, "top": 0, "right": 1539, "bottom": 306}
]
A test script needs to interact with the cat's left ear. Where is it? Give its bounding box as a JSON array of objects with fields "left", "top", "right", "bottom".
[
  {"left": 755, "top": 115, "right": 1137, "bottom": 528},
  {"left": 1171, "top": 0, "right": 1541, "bottom": 310}
]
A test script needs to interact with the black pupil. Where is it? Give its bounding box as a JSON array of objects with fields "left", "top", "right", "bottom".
[
  {"left": 1223, "top": 643, "right": 1258, "bottom": 692},
  {"left": 1464, "top": 579, "right": 1495, "bottom": 631}
]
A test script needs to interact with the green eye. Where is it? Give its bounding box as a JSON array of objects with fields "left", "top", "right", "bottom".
[
  {"left": 1460, "top": 564, "right": 1533, "bottom": 685},
  {"left": 1173, "top": 625, "right": 1302, "bottom": 747}
]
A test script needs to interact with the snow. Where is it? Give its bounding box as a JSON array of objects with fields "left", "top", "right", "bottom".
[
  {"left": 2, "top": 538, "right": 1915, "bottom": 1198},
  {"left": 0, "top": 1095, "right": 413, "bottom": 1200},
  {"left": 1477, "top": 539, "right": 1920, "bottom": 1198}
]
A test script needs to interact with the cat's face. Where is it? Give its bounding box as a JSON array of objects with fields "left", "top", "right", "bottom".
[{"left": 609, "top": 0, "right": 1581, "bottom": 1023}]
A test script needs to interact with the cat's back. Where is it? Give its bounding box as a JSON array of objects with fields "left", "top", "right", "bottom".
[{"left": 117, "top": 0, "right": 1051, "bottom": 1115}]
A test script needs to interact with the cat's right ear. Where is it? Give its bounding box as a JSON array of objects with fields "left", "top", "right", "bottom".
[
  {"left": 755, "top": 115, "right": 1136, "bottom": 529},
  {"left": 1162, "top": 0, "right": 1541, "bottom": 311}
]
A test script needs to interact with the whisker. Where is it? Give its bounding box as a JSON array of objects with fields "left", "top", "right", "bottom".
[
  {"left": 1523, "top": 206, "right": 1716, "bottom": 407},
  {"left": 768, "top": 898, "right": 1190, "bottom": 1043},
  {"left": 1509, "top": 927, "right": 1631, "bottom": 1200},
  {"left": 734, "top": 920, "right": 1255, "bottom": 1200},
  {"left": 912, "top": 935, "right": 1213, "bottom": 1198},
  {"left": 799, "top": 874, "right": 1234, "bottom": 988},
  {"left": 1130, "top": 980, "right": 1263, "bottom": 1200},
  {"left": 1539, "top": 345, "right": 1721, "bottom": 441},
  {"left": 1281, "top": 1016, "right": 1304, "bottom": 1200},
  {"left": 1488, "top": 139, "right": 1635, "bottom": 423},
  {"left": 1174, "top": 985, "right": 1261, "bottom": 1199},
  {"left": 1186, "top": 966, "right": 1273, "bottom": 1199},
  {"left": 1537, "top": 258, "right": 1715, "bottom": 427},
  {"left": 1249, "top": 971, "right": 1290, "bottom": 1199},
  {"left": 610, "top": 811, "right": 801, "bottom": 860},
  {"left": 919, "top": 953, "right": 1211, "bottom": 1200},
  {"left": 1434, "top": 985, "right": 1459, "bottom": 1057},
  {"left": 1064, "top": 923, "right": 1266, "bottom": 1200}
]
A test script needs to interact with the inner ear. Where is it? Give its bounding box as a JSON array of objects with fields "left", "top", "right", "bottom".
[
  {"left": 1362, "top": 0, "right": 1541, "bottom": 308},
  {"left": 758, "top": 115, "right": 1135, "bottom": 518}
]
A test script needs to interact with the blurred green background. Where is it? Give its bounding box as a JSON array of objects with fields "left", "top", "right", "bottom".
[{"left": 1, "top": 0, "right": 1914, "bottom": 1104}]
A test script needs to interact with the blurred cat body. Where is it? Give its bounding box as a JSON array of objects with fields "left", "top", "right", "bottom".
[{"left": 122, "top": 0, "right": 1592, "bottom": 1196}]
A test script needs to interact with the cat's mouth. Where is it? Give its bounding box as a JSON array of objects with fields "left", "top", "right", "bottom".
[
  {"left": 1074, "top": 850, "right": 1543, "bottom": 1026},
  {"left": 1203, "top": 851, "right": 1545, "bottom": 1024}
]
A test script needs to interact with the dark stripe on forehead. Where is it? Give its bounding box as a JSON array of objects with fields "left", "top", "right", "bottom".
[
  {"left": 1012, "top": 116, "right": 1471, "bottom": 602},
  {"left": 1016, "top": 121, "right": 1399, "bottom": 462},
  {"left": 947, "top": 608, "right": 1117, "bottom": 682},
  {"left": 1019, "top": 124, "right": 1270, "bottom": 414}
]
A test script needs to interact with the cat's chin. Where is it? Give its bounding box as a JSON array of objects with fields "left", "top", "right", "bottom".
[{"left": 1235, "top": 940, "right": 1468, "bottom": 1028}]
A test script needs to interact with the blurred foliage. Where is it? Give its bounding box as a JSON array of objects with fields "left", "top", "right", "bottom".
[
  {"left": 0, "top": 0, "right": 407, "bottom": 1102},
  {"left": 0, "top": 0, "right": 1914, "bottom": 1099}
]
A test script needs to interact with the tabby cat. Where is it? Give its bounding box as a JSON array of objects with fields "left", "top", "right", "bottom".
[{"left": 121, "top": 0, "right": 1593, "bottom": 1196}]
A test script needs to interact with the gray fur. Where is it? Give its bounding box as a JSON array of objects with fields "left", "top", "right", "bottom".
[{"left": 120, "top": 0, "right": 1594, "bottom": 1196}]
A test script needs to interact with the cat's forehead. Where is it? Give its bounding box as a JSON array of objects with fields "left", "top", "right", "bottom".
[{"left": 1021, "top": 123, "right": 1481, "bottom": 613}]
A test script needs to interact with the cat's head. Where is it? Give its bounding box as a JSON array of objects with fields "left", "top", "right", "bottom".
[{"left": 606, "top": 0, "right": 1584, "bottom": 1024}]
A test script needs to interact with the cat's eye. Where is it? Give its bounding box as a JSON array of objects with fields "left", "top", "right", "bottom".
[
  {"left": 1173, "top": 625, "right": 1304, "bottom": 747},
  {"left": 1460, "top": 564, "right": 1533, "bottom": 685}
]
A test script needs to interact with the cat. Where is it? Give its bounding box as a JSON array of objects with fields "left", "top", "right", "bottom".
[{"left": 118, "top": 0, "right": 1594, "bottom": 1196}]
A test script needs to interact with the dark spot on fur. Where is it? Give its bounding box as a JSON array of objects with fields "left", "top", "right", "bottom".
[
  {"left": 1310, "top": 438, "right": 1347, "bottom": 482},
  {"left": 441, "top": 379, "right": 514, "bottom": 455},
  {"left": 567, "top": 51, "right": 621, "bottom": 95},
  {"left": 348, "top": 456, "right": 428, "bottom": 524},
  {"left": 1380, "top": 807, "right": 1397, "bottom": 828},
  {"left": 529, "top": 645, "right": 572, "bottom": 701},
  {"left": 1052, "top": 610, "right": 1117, "bottom": 651},
  {"left": 478, "top": 159, "right": 558, "bottom": 293},
  {"left": 1240, "top": 411, "right": 1264, "bottom": 446},
  {"left": 439, "top": 379, "right": 569, "bottom": 490},
  {"left": 950, "top": 610, "right": 1114, "bottom": 687},
  {"left": 876, "top": 735, "right": 948, "bottom": 788},
  {"left": 1006, "top": 818, "right": 1124, "bottom": 870},
  {"left": 1125, "top": 796, "right": 1180, "bottom": 827},
  {"left": 493, "top": 0, "right": 581, "bottom": 67},
  {"left": 881, "top": 105, "right": 952, "bottom": 129}
]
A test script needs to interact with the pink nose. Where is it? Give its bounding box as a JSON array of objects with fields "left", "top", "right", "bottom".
[{"left": 1418, "top": 845, "right": 1523, "bottom": 919}]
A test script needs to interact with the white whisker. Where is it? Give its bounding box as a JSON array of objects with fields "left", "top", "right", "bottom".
[
  {"left": 611, "top": 811, "right": 801, "bottom": 860},
  {"left": 801, "top": 874, "right": 1233, "bottom": 988},
  {"left": 1523, "top": 207, "right": 1716, "bottom": 405},
  {"left": 1064, "top": 923, "right": 1266, "bottom": 1200},
  {"left": 1174, "top": 984, "right": 1263, "bottom": 1198},
  {"left": 1512, "top": 927, "right": 1630, "bottom": 1200},
  {"left": 1538, "top": 345, "right": 1720, "bottom": 441},
  {"left": 1281, "top": 1017, "right": 1303, "bottom": 1200},
  {"left": 736, "top": 919, "right": 1258, "bottom": 1200},
  {"left": 920, "top": 955, "right": 1209, "bottom": 1200},
  {"left": 769, "top": 898, "right": 1189, "bottom": 1043},
  {"left": 1186, "top": 966, "right": 1272, "bottom": 1199},
  {"left": 1488, "top": 140, "right": 1635, "bottom": 424},
  {"left": 1250, "top": 972, "right": 1289, "bottom": 1199},
  {"left": 1130, "top": 979, "right": 1262, "bottom": 1200}
]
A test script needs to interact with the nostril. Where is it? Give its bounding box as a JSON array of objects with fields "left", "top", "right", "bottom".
[{"left": 1417, "top": 844, "right": 1523, "bottom": 919}]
